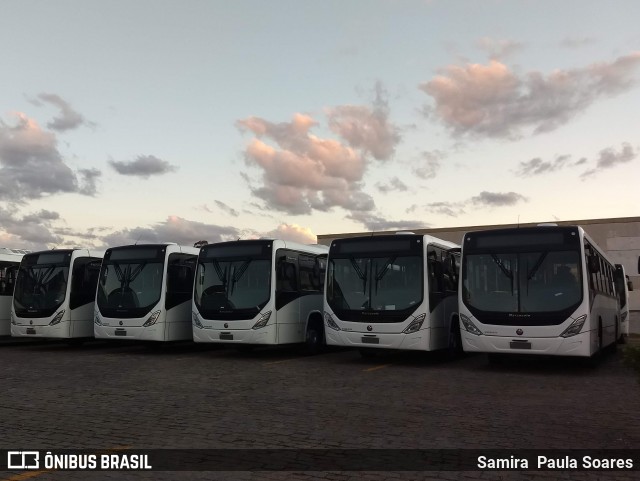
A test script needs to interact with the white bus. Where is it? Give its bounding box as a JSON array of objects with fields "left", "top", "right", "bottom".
[
  {"left": 94, "top": 244, "right": 199, "bottom": 342},
  {"left": 614, "top": 264, "right": 633, "bottom": 341},
  {"left": 192, "top": 239, "right": 328, "bottom": 351},
  {"left": 11, "top": 249, "right": 104, "bottom": 339},
  {"left": 323, "top": 233, "right": 462, "bottom": 357},
  {"left": 0, "top": 248, "right": 30, "bottom": 336},
  {"left": 459, "top": 225, "right": 621, "bottom": 361}
]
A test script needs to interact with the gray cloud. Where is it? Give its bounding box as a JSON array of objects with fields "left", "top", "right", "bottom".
[
  {"left": 101, "top": 216, "right": 240, "bottom": 248},
  {"left": 581, "top": 143, "right": 637, "bottom": 179},
  {"left": 326, "top": 82, "right": 401, "bottom": 161},
  {"left": 109, "top": 155, "right": 178, "bottom": 178},
  {"left": 0, "top": 206, "right": 63, "bottom": 249},
  {"left": 347, "top": 212, "right": 430, "bottom": 231},
  {"left": 214, "top": 200, "right": 239, "bottom": 217},
  {"left": 560, "top": 37, "right": 596, "bottom": 49},
  {"left": 412, "top": 191, "right": 527, "bottom": 218},
  {"left": 420, "top": 52, "right": 640, "bottom": 138},
  {"left": 476, "top": 37, "right": 524, "bottom": 59},
  {"left": 515, "top": 154, "right": 571, "bottom": 176},
  {"left": 376, "top": 177, "right": 408, "bottom": 194},
  {"left": 424, "top": 201, "right": 466, "bottom": 217},
  {"left": 471, "top": 191, "right": 528, "bottom": 207},
  {"left": 0, "top": 113, "right": 102, "bottom": 202},
  {"left": 413, "top": 150, "right": 445, "bottom": 180},
  {"left": 33, "top": 93, "right": 91, "bottom": 131},
  {"left": 78, "top": 168, "right": 101, "bottom": 196}
]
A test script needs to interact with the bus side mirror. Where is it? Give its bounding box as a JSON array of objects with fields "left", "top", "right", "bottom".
[{"left": 588, "top": 256, "right": 600, "bottom": 274}]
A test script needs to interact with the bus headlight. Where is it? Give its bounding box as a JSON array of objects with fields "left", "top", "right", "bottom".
[
  {"left": 143, "top": 310, "right": 161, "bottom": 327},
  {"left": 252, "top": 311, "right": 272, "bottom": 330},
  {"left": 192, "top": 311, "right": 204, "bottom": 329},
  {"left": 49, "top": 310, "right": 66, "bottom": 326},
  {"left": 94, "top": 313, "right": 103, "bottom": 326},
  {"left": 324, "top": 311, "right": 340, "bottom": 331},
  {"left": 460, "top": 314, "right": 482, "bottom": 336},
  {"left": 560, "top": 315, "right": 587, "bottom": 338},
  {"left": 402, "top": 313, "right": 426, "bottom": 334}
]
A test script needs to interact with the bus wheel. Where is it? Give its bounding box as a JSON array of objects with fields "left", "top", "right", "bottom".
[
  {"left": 304, "top": 321, "right": 324, "bottom": 355},
  {"left": 66, "top": 338, "right": 84, "bottom": 347},
  {"left": 587, "top": 320, "right": 604, "bottom": 367},
  {"left": 446, "top": 320, "right": 463, "bottom": 359}
]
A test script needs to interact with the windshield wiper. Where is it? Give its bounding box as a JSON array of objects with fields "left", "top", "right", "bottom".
[
  {"left": 230, "top": 260, "right": 252, "bottom": 295},
  {"left": 374, "top": 256, "right": 397, "bottom": 294},
  {"left": 526, "top": 252, "right": 548, "bottom": 280},
  {"left": 349, "top": 258, "right": 368, "bottom": 294}
]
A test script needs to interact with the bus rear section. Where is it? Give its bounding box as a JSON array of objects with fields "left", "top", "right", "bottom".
[
  {"left": 459, "top": 226, "right": 620, "bottom": 358},
  {"left": 94, "top": 244, "right": 198, "bottom": 342},
  {"left": 12, "top": 249, "right": 104, "bottom": 339},
  {"left": 192, "top": 239, "right": 328, "bottom": 350},
  {"left": 323, "top": 234, "right": 461, "bottom": 355},
  {"left": 614, "top": 264, "right": 633, "bottom": 340},
  {"left": 0, "top": 248, "right": 28, "bottom": 336}
]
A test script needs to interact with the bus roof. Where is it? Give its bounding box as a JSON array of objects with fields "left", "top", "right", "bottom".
[{"left": 330, "top": 233, "right": 459, "bottom": 250}]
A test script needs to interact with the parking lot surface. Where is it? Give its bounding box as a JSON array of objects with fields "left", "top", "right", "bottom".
[{"left": 1, "top": 339, "right": 639, "bottom": 481}]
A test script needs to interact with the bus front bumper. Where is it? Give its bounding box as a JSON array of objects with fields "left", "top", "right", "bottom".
[
  {"left": 193, "top": 326, "right": 276, "bottom": 344},
  {"left": 461, "top": 330, "right": 593, "bottom": 357},
  {"left": 11, "top": 322, "right": 71, "bottom": 338},
  {"left": 325, "top": 328, "right": 431, "bottom": 351}
]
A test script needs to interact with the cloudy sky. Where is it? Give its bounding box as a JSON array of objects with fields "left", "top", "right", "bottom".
[{"left": 1, "top": 0, "right": 639, "bottom": 250}]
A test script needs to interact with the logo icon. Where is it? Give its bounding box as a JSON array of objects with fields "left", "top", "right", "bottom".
[
  {"left": 119, "top": 321, "right": 123, "bottom": 326},
  {"left": 516, "top": 329, "right": 523, "bottom": 336},
  {"left": 7, "top": 451, "right": 40, "bottom": 469},
  {"left": 367, "top": 325, "right": 372, "bottom": 331},
  {"left": 224, "top": 323, "right": 229, "bottom": 328},
  {"left": 30, "top": 320, "right": 33, "bottom": 325}
]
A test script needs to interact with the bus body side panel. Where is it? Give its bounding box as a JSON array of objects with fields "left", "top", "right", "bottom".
[
  {"left": 429, "top": 294, "right": 458, "bottom": 351},
  {"left": 275, "top": 298, "right": 300, "bottom": 344},
  {"left": 69, "top": 302, "right": 96, "bottom": 338},
  {"left": 298, "top": 293, "right": 324, "bottom": 343},
  {"left": 0, "top": 297, "right": 11, "bottom": 336},
  {"left": 165, "top": 299, "right": 193, "bottom": 341}
]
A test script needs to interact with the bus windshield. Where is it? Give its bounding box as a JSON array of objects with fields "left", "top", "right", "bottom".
[
  {"left": 97, "top": 247, "right": 165, "bottom": 317},
  {"left": 327, "top": 254, "right": 422, "bottom": 320},
  {"left": 195, "top": 257, "right": 271, "bottom": 316},
  {"left": 14, "top": 252, "right": 72, "bottom": 316},
  {"left": 462, "top": 250, "right": 582, "bottom": 313}
]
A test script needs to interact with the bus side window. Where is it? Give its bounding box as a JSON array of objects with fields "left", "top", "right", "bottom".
[
  {"left": 70, "top": 257, "right": 101, "bottom": 309},
  {"left": 277, "top": 257, "right": 297, "bottom": 293}
]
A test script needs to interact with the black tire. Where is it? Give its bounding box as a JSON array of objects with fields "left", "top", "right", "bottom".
[
  {"left": 304, "top": 321, "right": 324, "bottom": 355},
  {"left": 66, "top": 338, "right": 84, "bottom": 347},
  {"left": 446, "top": 320, "right": 463, "bottom": 360},
  {"left": 586, "top": 320, "right": 603, "bottom": 367}
]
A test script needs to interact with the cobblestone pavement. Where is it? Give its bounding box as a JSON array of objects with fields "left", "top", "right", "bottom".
[{"left": 1, "top": 339, "right": 639, "bottom": 481}]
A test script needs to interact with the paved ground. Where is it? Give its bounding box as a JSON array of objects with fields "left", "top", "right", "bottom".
[{"left": 0, "top": 338, "right": 639, "bottom": 481}]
